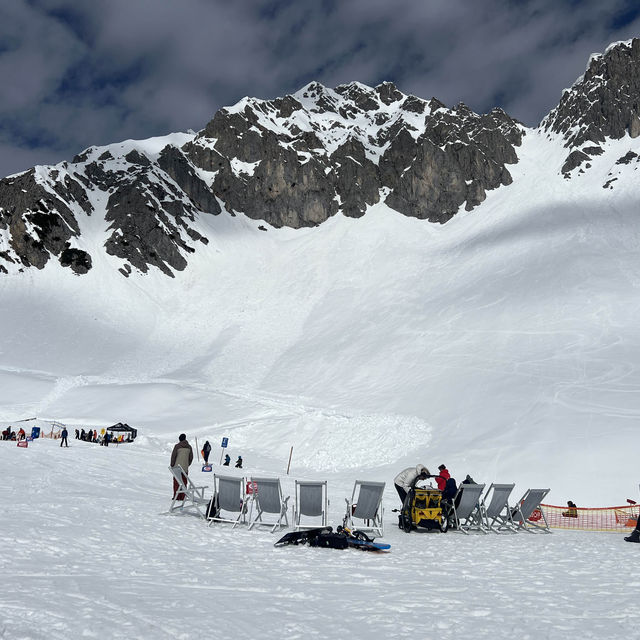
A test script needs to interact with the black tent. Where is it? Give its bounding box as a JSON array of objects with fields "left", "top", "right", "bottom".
[{"left": 107, "top": 422, "right": 137, "bottom": 440}]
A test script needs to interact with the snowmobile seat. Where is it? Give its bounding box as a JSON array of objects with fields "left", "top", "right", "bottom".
[
  {"left": 511, "top": 488, "right": 551, "bottom": 533},
  {"left": 343, "top": 480, "right": 385, "bottom": 538},
  {"left": 480, "top": 483, "right": 517, "bottom": 533},
  {"left": 451, "top": 483, "right": 486, "bottom": 534},
  {"left": 168, "top": 465, "right": 210, "bottom": 519},
  {"left": 207, "top": 474, "right": 249, "bottom": 528},
  {"left": 294, "top": 480, "right": 328, "bottom": 531},
  {"left": 247, "top": 477, "right": 290, "bottom": 533}
]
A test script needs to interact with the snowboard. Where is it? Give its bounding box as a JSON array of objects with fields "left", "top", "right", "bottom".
[{"left": 346, "top": 538, "right": 391, "bottom": 552}]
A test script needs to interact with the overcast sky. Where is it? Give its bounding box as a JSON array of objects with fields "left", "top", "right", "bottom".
[{"left": 1, "top": 0, "right": 639, "bottom": 178}]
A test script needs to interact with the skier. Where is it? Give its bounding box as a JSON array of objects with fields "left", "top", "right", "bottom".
[
  {"left": 393, "top": 464, "right": 429, "bottom": 506},
  {"left": 235, "top": 456, "right": 243, "bottom": 469},
  {"left": 60, "top": 427, "right": 68, "bottom": 447},
  {"left": 202, "top": 440, "right": 211, "bottom": 464},
  {"left": 223, "top": 454, "right": 231, "bottom": 466}
]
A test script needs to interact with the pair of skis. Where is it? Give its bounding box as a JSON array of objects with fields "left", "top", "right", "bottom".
[{"left": 274, "top": 526, "right": 390, "bottom": 552}]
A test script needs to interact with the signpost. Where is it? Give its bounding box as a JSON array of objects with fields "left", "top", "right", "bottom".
[{"left": 219, "top": 437, "right": 229, "bottom": 465}]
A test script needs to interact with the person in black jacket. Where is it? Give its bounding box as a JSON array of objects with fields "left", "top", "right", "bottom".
[
  {"left": 235, "top": 456, "right": 243, "bottom": 469},
  {"left": 60, "top": 427, "right": 68, "bottom": 447},
  {"left": 202, "top": 440, "right": 211, "bottom": 464}
]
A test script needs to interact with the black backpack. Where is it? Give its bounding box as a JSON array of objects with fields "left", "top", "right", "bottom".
[{"left": 308, "top": 531, "right": 349, "bottom": 549}]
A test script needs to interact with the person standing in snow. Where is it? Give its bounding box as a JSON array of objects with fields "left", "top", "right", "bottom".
[
  {"left": 435, "top": 464, "right": 450, "bottom": 491},
  {"left": 235, "top": 456, "right": 243, "bottom": 469},
  {"left": 60, "top": 427, "right": 69, "bottom": 447},
  {"left": 202, "top": 440, "right": 211, "bottom": 464},
  {"left": 394, "top": 464, "right": 430, "bottom": 506},
  {"left": 170, "top": 433, "right": 194, "bottom": 500}
]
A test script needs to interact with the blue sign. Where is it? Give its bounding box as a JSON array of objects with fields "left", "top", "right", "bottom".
[{"left": 221, "top": 437, "right": 229, "bottom": 448}]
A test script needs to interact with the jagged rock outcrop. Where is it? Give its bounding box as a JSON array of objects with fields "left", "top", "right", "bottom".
[{"left": 544, "top": 38, "right": 640, "bottom": 176}]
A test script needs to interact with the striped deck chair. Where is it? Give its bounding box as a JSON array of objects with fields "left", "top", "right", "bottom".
[
  {"left": 343, "top": 480, "right": 385, "bottom": 538},
  {"left": 451, "top": 483, "right": 486, "bottom": 534},
  {"left": 207, "top": 474, "right": 249, "bottom": 528},
  {"left": 481, "top": 483, "right": 517, "bottom": 533},
  {"left": 511, "top": 488, "right": 551, "bottom": 533},
  {"left": 168, "top": 465, "right": 209, "bottom": 519},
  {"left": 247, "top": 477, "right": 290, "bottom": 533},
  {"left": 294, "top": 480, "right": 328, "bottom": 531}
]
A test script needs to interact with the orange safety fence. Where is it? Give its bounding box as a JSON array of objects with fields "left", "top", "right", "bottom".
[{"left": 540, "top": 503, "right": 640, "bottom": 532}]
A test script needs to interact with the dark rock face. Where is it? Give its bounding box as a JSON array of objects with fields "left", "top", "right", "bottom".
[
  {"left": 544, "top": 38, "right": 640, "bottom": 175},
  {"left": 185, "top": 81, "right": 523, "bottom": 227}
]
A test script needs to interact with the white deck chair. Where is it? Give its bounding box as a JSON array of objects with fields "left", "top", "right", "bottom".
[
  {"left": 451, "top": 483, "right": 486, "bottom": 534},
  {"left": 207, "top": 474, "right": 248, "bottom": 528},
  {"left": 511, "top": 488, "right": 551, "bottom": 533},
  {"left": 481, "top": 483, "right": 517, "bottom": 533},
  {"left": 294, "top": 480, "right": 328, "bottom": 531},
  {"left": 247, "top": 477, "right": 290, "bottom": 533},
  {"left": 169, "top": 465, "right": 209, "bottom": 519},
  {"left": 343, "top": 480, "right": 385, "bottom": 538}
]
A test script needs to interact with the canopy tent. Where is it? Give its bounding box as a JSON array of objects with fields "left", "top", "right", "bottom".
[{"left": 106, "top": 422, "right": 137, "bottom": 440}]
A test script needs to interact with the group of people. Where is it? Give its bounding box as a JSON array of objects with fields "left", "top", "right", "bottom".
[
  {"left": 200, "top": 440, "right": 243, "bottom": 468},
  {"left": 73, "top": 428, "right": 131, "bottom": 446},
  {"left": 393, "top": 463, "right": 455, "bottom": 506},
  {"left": 1, "top": 427, "right": 26, "bottom": 441}
]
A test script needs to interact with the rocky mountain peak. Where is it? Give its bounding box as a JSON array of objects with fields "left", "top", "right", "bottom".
[
  {"left": 0, "top": 75, "right": 526, "bottom": 277},
  {"left": 542, "top": 38, "right": 640, "bottom": 176}
]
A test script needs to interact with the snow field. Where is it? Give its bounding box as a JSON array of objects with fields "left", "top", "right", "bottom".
[{"left": 1, "top": 437, "right": 637, "bottom": 640}]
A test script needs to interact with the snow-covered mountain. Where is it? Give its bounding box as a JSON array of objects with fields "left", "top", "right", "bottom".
[{"left": 1, "top": 40, "right": 639, "bottom": 504}]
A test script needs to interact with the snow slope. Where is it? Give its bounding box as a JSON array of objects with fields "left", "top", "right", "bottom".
[{"left": 1, "top": 126, "right": 639, "bottom": 504}]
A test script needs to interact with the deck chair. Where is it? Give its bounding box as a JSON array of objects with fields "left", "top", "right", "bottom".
[
  {"left": 511, "top": 488, "right": 551, "bottom": 533},
  {"left": 169, "top": 465, "right": 209, "bottom": 519},
  {"left": 451, "top": 483, "right": 486, "bottom": 534},
  {"left": 207, "top": 474, "right": 249, "bottom": 528},
  {"left": 343, "top": 480, "right": 385, "bottom": 538},
  {"left": 481, "top": 483, "right": 517, "bottom": 533},
  {"left": 247, "top": 477, "right": 290, "bottom": 533},
  {"left": 294, "top": 480, "right": 328, "bottom": 531}
]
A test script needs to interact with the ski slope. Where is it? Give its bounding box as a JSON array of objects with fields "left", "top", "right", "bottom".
[{"left": 1, "top": 124, "right": 639, "bottom": 638}]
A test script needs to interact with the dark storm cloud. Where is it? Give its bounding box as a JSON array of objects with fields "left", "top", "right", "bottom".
[{"left": 1, "top": 0, "right": 639, "bottom": 177}]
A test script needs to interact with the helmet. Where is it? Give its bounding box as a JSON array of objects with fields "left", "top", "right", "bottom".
[{"left": 416, "top": 464, "right": 429, "bottom": 476}]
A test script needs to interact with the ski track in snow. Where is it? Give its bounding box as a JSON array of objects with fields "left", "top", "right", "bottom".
[{"left": 1, "top": 438, "right": 638, "bottom": 640}]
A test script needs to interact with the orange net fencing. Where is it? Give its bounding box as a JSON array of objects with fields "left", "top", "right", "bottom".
[{"left": 540, "top": 503, "right": 639, "bottom": 532}]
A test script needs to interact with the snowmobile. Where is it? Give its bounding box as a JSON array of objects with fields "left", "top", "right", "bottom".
[{"left": 398, "top": 476, "right": 455, "bottom": 533}]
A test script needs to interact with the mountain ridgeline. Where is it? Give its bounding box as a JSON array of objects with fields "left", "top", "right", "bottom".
[{"left": 1, "top": 39, "right": 640, "bottom": 277}]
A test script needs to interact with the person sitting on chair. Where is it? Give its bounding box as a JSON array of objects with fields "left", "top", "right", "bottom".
[{"left": 562, "top": 500, "right": 578, "bottom": 518}]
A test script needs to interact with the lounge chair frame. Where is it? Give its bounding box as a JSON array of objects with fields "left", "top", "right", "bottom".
[
  {"left": 481, "top": 483, "right": 517, "bottom": 533},
  {"left": 207, "top": 474, "right": 249, "bottom": 528},
  {"left": 451, "top": 483, "right": 486, "bottom": 534},
  {"left": 343, "top": 480, "right": 385, "bottom": 538},
  {"left": 294, "top": 480, "right": 328, "bottom": 531},
  {"left": 247, "top": 477, "right": 290, "bottom": 533},
  {"left": 169, "top": 465, "right": 209, "bottom": 519},
  {"left": 511, "top": 488, "right": 551, "bottom": 533}
]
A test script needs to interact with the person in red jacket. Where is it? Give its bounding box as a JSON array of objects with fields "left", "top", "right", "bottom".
[{"left": 436, "top": 464, "right": 450, "bottom": 491}]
